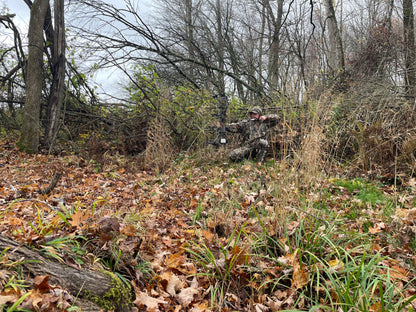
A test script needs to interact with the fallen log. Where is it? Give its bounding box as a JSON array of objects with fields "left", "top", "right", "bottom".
[{"left": 0, "top": 235, "right": 132, "bottom": 312}]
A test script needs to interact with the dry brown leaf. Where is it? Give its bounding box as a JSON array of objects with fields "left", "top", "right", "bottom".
[
  {"left": 368, "top": 222, "right": 385, "bottom": 234},
  {"left": 159, "top": 271, "right": 183, "bottom": 296},
  {"left": 33, "top": 275, "right": 52, "bottom": 293},
  {"left": 278, "top": 251, "right": 299, "bottom": 267},
  {"left": 390, "top": 265, "right": 410, "bottom": 282},
  {"left": 327, "top": 259, "right": 344, "bottom": 272},
  {"left": 189, "top": 301, "right": 210, "bottom": 312},
  {"left": 121, "top": 224, "right": 136, "bottom": 236},
  {"left": 177, "top": 287, "right": 199, "bottom": 307},
  {"left": 369, "top": 301, "right": 382, "bottom": 312},
  {"left": 0, "top": 294, "right": 16, "bottom": 305},
  {"left": 291, "top": 267, "right": 310, "bottom": 289},
  {"left": 177, "top": 277, "right": 200, "bottom": 307},
  {"left": 228, "top": 245, "right": 250, "bottom": 266},
  {"left": 26, "top": 289, "right": 44, "bottom": 309},
  {"left": 70, "top": 210, "right": 88, "bottom": 227},
  {"left": 133, "top": 291, "right": 168, "bottom": 310},
  {"left": 254, "top": 303, "right": 269, "bottom": 312},
  {"left": 165, "top": 252, "right": 186, "bottom": 270}
]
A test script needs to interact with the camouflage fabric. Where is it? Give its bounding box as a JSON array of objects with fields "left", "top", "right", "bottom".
[
  {"left": 229, "top": 138, "right": 269, "bottom": 162},
  {"left": 225, "top": 114, "right": 279, "bottom": 162},
  {"left": 249, "top": 106, "right": 263, "bottom": 115}
]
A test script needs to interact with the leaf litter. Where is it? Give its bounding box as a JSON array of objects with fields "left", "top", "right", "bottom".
[{"left": 1, "top": 140, "right": 416, "bottom": 311}]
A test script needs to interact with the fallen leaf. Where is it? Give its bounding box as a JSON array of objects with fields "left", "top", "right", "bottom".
[
  {"left": 368, "top": 226, "right": 382, "bottom": 234},
  {"left": 33, "top": 275, "right": 52, "bottom": 292},
  {"left": 0, "top": 294, "right": 16, "bottom": 305},
  {"left": 390, "top": 265, "right": 410, "bottom": 282},
  {"left": 369, "top": 222, "right": 385, "bottom": 234},
  {"left": 291, "top": 267, "right": 309, "bottom": 289},
  {"left": 159, "top": 271, "right": 183, "bottom": 296},
  {"left": 177, "top": 287, "right": 199, "bottom": 307},
  {"left": 133, "top": 291, "right": 167, "bottom": 310},
  {"left": 254, "top": 303, "right": 268, "bottom": 312},
  {"left": 121, "top": 224, "right": 136, "bottom": 236},
  {"left": 165, "top": 252, "right": 186, "bottom": 270},
  {"left": 228, "top": 245, "right": 250, "bottom": 266},
  {"left": 328, "top": 259, "right": 344, "bottom": 272},
  {"left": 70, "top": 210, "right": 88, "bottom": 227},
  {"left": 370, "top": 301, "right": 381, "bottom": 312}
]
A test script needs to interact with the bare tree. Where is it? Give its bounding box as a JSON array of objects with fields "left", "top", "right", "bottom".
[
  {"left": 70, "top": 0, "right": 267, "bottom": 99},
  {"left": 0, "top": 14, "right": 26, "bottom": 129}
]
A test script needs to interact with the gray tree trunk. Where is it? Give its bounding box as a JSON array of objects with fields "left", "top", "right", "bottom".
[
  {"left": 215, "top": 0, "right": 226, "bottom": 95},
  {"left": 267, "top": 0, "right": 284, "bottom": 93},
  {"left": 17, "top": 0, "right": 49, "bottom": 154},
  {"left": 45, "top": 0, "right": 66, "bottom": 150},
  {"left": 403, "top": 0, "right": 416, "bottom": 99},
  {"left": 185, "top": 0, "right": 196, "bottom": 80},
  {"left": 324, "top": 0, "right": 345, "bottom": 74}
]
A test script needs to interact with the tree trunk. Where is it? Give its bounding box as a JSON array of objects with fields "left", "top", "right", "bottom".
[
  {"left": 258, "top": 2, "right": 266, "bottom": 91},
  {"left": 387, "top": 0, "right": 394, "bottom": 30},
  {"left": 185, "top": 0, "right": 196, "bottom": 81},
  {"left": 266, "top": 0, "right": 283, "bottom": 93},
  {"left": 324, "top": 0, "right": 345, "bottom": 74},
  {"left": 215, "top": 0, "right": 226, "bottom": 95},
  {"left": 17, "top": 0, "right": 49, "bottom": 154},
  {"left": 0, "top": 235, "right": 132, "bottom": 312},
  {"left": 45, "top": 0, "right": 66, "bottom": 150},
  {"left": 403, "top": 0, "right": 416, "bottom": 99}
]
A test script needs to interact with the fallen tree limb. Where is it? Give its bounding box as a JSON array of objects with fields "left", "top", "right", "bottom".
[
  {"left": 39, "top": 170, "right": 63, "bottom": 195},
  {"left": 0, "top": 235, "right": 132, "bottom": 312}
]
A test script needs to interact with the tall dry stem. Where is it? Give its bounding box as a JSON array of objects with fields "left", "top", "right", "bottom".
[
  {"left": 143, "top": 116, "right": 174, "bottom": 172},
  {"left": 294, "top": 105, "right": 328, "bottom": 186}
]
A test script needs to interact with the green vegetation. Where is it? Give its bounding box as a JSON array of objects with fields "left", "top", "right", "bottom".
[
  {"left": 85, "top": 271, "right": 132, "bottom": 312},
  {"left": 2, "top": 79, "right": 416, "bottom": 310}
]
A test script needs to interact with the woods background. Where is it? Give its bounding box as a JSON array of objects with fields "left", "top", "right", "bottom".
[
  {"left": 4, "top": 1, "right": 416, "bottom": 311},
  {"left": 1, "top": 0, "right": 416, "bottom": 173}
]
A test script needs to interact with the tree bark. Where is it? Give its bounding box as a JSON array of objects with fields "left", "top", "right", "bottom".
[
  {"left": 215, "top": 0, "right": 226, "bottom": 95},
  {"left": 185, "top": 0, "right": 196, "bottom": 81},
  {"left": 17, "top": 0, "right": 49, "bottom": 154},
  {"left": 324, "top": 0, "right": 345, "bottom": 74},
  {"left": 45, "top": 0, "right": 66, "bottom": 150},
  {"left": 0, "top": 235, "right": 131, "bottom": 312},
  {"left": 266, "top": 0, "right": 284, "bottom": 92},
  {"left": 403, "top": 0, "right": 416, "bottom": 99}
]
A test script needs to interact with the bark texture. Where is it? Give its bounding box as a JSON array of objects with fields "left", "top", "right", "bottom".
[
  {"left": 17, "top": 0, "right": 49, "bottom": 153},
  {"left": 0, "top": 235, "right": 132, "bottom": 312}
]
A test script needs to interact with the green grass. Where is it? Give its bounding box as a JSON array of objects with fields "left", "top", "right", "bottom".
[
  {"left": 184, "top": 171, "right": 416, "bottom": 311},
  {"left": 333, "top": 178, "right": 386, "bottom": 206}
]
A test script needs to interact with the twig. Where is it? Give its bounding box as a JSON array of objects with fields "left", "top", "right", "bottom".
[
  {"left": 0, "top": 198, "right": 56, "bottom": 210},
  {"left": 39, "top": 171, "right": 63, "bottom": 195}
]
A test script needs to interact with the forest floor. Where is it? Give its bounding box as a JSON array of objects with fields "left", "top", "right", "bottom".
[{"left": 1, "top": 138, "right": 416, "bottom": 311}]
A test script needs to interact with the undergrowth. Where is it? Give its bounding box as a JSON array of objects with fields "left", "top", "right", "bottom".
[{"left": 2, "top": 89, "right": 416, "bottom": 311}]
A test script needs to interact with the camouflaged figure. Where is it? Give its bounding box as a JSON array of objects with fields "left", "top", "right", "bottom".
[{"left": 225, "top": 106, "right": 279, "bottom": 162}]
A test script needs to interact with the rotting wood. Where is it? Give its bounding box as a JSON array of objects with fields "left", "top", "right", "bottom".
[{"left": 0, "top": 235, "right": 132, "bottom": 312}]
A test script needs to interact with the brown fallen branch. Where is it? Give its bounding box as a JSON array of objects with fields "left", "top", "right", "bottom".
[
  {"left": 0, "top": 235, "right": 132, "bottom": 312},
  {"left": 39, "top": 170, "right": 63, "bottom": 195}
]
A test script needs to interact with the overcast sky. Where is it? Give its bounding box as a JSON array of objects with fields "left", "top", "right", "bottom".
[
  {"left": 1, "top": 0, "right": 30, "bottom": 32},
  {"left": 1, "top": 0, "right": 151, "bottom": 100}
]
